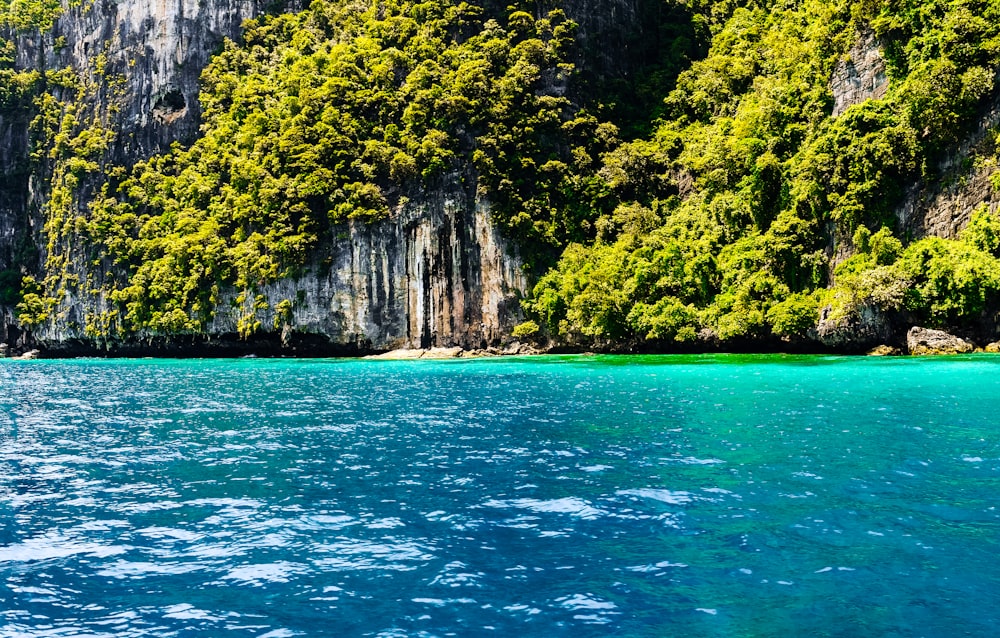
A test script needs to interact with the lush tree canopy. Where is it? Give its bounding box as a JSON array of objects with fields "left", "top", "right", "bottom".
[
  {"left": 9, "top": 0, "right": 1000, "bottom": 347},
  {"left": 525, "top": 0, "right": 1000, "bottom": 347}
]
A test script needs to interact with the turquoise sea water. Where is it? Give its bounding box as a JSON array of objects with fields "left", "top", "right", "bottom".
[{"left": 1, "top": 354, "right": 999, "bottom": 637}]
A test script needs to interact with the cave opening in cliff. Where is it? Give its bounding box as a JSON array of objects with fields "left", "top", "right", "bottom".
[{"left": 155, "top": 89, "right": 186, "bottom": 112}]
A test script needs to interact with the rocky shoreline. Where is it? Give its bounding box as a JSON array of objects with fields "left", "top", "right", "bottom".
[{"left": 3, "top": 325, "right": 1000, "bottom": 360}]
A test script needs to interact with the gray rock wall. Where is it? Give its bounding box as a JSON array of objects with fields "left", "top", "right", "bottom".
[
  {"left": 0, "top": 0, "right": 268, "bottom": 269},
  {"left": 34, "top": 175, "right": 527, "bottom": 352},
  {"left": 897, "top": 95, "right": 1000, "bottom": 240},
  {"left": 831, "top": 28, "right": 1000, "bottom": 247},
  {"left": 204, "top": 183, "right": 527, "bottom": 350},
  {"left": 830, "top": 28, "right": 888, "bottom": 118},
  {"left": 50, "top": 0, "right": 265, "bottom": 157}
]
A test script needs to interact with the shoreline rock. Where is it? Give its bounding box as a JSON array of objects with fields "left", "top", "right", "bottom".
[
  {"left": 365, "top": 347, "right": 466, "bottom": 360},
  {"left": 906, "top": 327, "right": 974, "bottom": 355},
  {"left": 866, "top": 344, "right": 901, "bottom": 356},
  {"left": 365, "top": 342, "right": 541, "bottom": 360},
  {"left": 5, "top": 327, "right": 997, "bottom": 359}
]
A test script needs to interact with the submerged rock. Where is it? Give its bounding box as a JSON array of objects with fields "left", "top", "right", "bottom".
[
  {"left": 867, "top": 344, "right": 901, "bottom": 356},
  {"left": 906, "top": 327, "right": 974, "bottom": 355}
]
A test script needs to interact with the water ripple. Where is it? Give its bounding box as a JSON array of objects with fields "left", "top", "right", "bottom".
[{"left": 2, "top": 356, "right": 1000, "bottom": 636}]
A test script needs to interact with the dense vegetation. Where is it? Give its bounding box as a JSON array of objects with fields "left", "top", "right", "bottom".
[
  {"left": 525, "top": 0, "right": 1000, "bottom": 347},
  {"left": 6, "top": 0, "right": 1000, "bottom": 348},
  {"left": 16, "top": 0, "right": 623, "bottom": 336}
]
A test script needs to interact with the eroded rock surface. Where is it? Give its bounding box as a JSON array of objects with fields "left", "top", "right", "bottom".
[
  {"left": 4, "top": 0, "right": 537, "bottom": 353},
  {"left": 816, "top": 303, "right": 894, "bottom": 351},
  {"left": 906, "top": 326, "right": 974, "bottom": 355},
  {"left": 831, "top": 29, "right": 888, "bottom": 117}
]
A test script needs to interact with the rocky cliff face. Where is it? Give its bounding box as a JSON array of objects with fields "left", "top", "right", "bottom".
[
  {"left": 36, "top": 174, "right": 527, "bottom": 354},
  {"left": 829, "top": 28, "right": 1000, "bottom": 250},
  {"left": 897, "top": 97, "right": 1000, "bottom": 240},
  {"left": 2, "top": 0, "right": 575, "bottom": 354},
  {"left": 1, "top": 0, "right": 272, "bottom": 351},
  {"left": 29, "top": 0, "right": 268, "bottom": 160},
  {"left": 207, "top": 187, "right": 527, "bottom": 352},
  {"left": 830, "top": 28, "right": 888, "bottom": 118}
]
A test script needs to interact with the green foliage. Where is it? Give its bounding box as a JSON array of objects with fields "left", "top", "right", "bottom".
[
  {"left": 520, "top": 0, "right": 1000, "bottom": 347},
  {"left": 0, "top": 63, "right": 42, "bottom": 112},
  {"left": 961, "top": 205, "right": 1000, "bottom": 256},
  {"left": 767, "top": 292, "right": 819, "bottom": 338},
  {"left": 827, "top": 212, "right": 1000, "bottom": 331},
  {"left": 0, "top": 268, "right": 22, "bottom": 305},
  {"left": 273, "top": 298, "right": 293, "bottom": 329},
  {"left": 0, "top": 0, "right": 64, "bottom": 32},
  {"left": 18, "top": 0, "right": 1000, "bottom": 347},
  {"left": 627, "top": 297, "right": 699, "bottom": 342},
  {"left": 14, "top": 275, "right": 52, "bottom": 327},
  {"left": 896, "top": 236, "right": 1000, "bottom": 326},
  {"left": 511, "top": 320, "right": 539, "bottom": 339},
  {"left": 796, "top": 101, "right": 919, "bottom": 229},
  {"left": 28, "top": 0, "right": 605, "bottom": 337}
]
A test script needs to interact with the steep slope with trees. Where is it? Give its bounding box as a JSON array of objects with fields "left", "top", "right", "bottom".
[{"left": 2, "top": 0, "right": 1000, "bottom": 355}]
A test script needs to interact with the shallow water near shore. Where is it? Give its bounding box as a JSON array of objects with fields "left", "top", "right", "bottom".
[{"left": 1, "top": 354, "right": 999, "bottom": 637}]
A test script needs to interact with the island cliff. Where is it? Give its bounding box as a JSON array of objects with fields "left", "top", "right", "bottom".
[
  {"left": 2, "top": 0, "right": 1000, "bottom": 356},
  {"left": 0, "top": 0, "right": 548, "bottom": 354}
]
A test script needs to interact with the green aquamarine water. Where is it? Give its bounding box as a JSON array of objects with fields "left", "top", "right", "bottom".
[{"left": 1, "top": 355, "right": 998, "bottom": 636}]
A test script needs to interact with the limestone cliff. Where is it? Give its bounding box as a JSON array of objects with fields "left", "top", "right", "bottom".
[
  {"left": 208, "top": 191, "right": 526, "bottom": 353},
  {"left": 829, "top": 30, "right": 1000, "bottom": 243},
  {"left": 897, "top": 97, "right": 1000, "bottom": 241},
  {"left": 38, "top": 175, "right": 526, "bottom": 355},
  {"left": 2, "top": 0, "right": 632, "bottom": 355},
  {"left": 8, "top": 1, "right": 997, "bottom": 356},
  {"left": 24, "top": 0, "right": 269, "bottom": 160},
  {"left": 1, "top": 0, "right": 270, "bottom": 351},
  {"left": 830, "top": 28, "right": 888, "bottom": 118}
]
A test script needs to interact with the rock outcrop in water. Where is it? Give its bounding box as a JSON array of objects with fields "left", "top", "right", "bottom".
[
  {"left": 906, "top": 327, "right": 975, "bottom": 356},
  {"left": 816, "top": 303, "right": 896, "bottom": 353}
]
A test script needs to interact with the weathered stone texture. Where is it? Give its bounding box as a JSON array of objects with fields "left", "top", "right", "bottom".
[
  {"left": 46, "top": 0, "right": 267, "bottom": 159},
  {"left": 203, "top": 186, "right": 528, "bottom": 351},
  {"left": 830, "top": 28, "right": 888, "bottom": 117},
  {"left": 897, "top": 96, "right": 1000, "bottom": 240},
  {"left": 816, "top": 302, "right": 894, "bottom": 351},
  {"left": 906, "top": 326, "right": 974, "bottom": 355}
]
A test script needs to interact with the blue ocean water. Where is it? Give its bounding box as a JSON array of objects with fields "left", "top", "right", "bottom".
[{"left": 1, "top": 354, "right": 999, "bottom": 637}]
